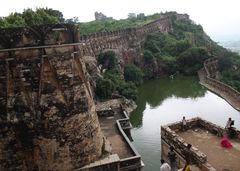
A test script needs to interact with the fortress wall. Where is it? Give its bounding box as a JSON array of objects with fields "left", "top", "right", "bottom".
[{"left": 0, "top": 25, "right": 103, "bottom": 171}]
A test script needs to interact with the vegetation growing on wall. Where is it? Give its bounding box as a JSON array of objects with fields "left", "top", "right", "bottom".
[
  {"left": 217, "top": 49, "right": 240, "bottom": 91},
  {"left": 79, "top": 13, "right": 161, "bottom": 35},
  {"left": 124, "top": 64, "right": 144, "bottom": 85},
  {"left": 96, "top": 51, "right": 141, "bottom": 100},
  {"left": 142, "top": 31, "right": 208, "bottom": 76}
]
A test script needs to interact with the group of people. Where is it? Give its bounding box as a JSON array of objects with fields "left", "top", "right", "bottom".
[
  {"left": 160, "top": 116, "right": 238, "bottom": 170},
  {"left": 160, "top": 144, "right": 192, "bottom": 171},
  {"left": 160, "top": 116, "right": 191, "bottom": 171}
]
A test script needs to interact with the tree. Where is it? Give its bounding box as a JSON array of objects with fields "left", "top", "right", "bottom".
[
  {"left": 124, "top": 64, "right": 143, "bottom": 85},
  {"left": 22, "top": 8, "right": 59, "bottom": 26},
  {"left": 177, "top": 47, "right": 208, "bottom": 75},
  {"left": 65, "top": 17, "right": 79, "bottom": 24},
  {"left": 96, "top": 78, "right": 115, "bottom": 99},
  {"left": 4, "top": 13, "right": 26, "bottom": 28},
  {"left": 43, "top": 8, "right": 65, "bottom": 22},
  {"left": 98, "top": 51, "right": 117, "bottom": 70}
]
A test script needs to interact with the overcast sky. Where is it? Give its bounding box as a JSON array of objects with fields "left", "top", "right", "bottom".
[{"left": 1, "top": 0, "right": 240, "bottom": 41}]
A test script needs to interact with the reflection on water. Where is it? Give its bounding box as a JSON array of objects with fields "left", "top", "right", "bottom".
[
  {"left": 130, "top": 76, "right": 206, "bottom": 128},
  {"left": 130, "top": 76, "right": 240, "bottom": 171}
]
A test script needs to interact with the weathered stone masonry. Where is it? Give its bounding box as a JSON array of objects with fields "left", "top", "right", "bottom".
[
  {"left": 0, "top": 25, "right": 103, "bottom": 171},
  {"left": 0, "top": 13, "right": 189, "bottom": 170}
]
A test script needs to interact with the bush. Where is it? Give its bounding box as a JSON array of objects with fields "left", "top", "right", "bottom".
[
  {"left": 121, "top": 83, "right": 138, "bottom": 100},
  {"left": 124, "top": 64, "right": 143, "bottom": 85},
  {"left": 177, "top": 47, "right": 208, "bottom": 75},
  {"left": 96, "top": 78, "right": 115, "bottom": 99},
  {"left": 98, "top": 51, "right": 117, "bottom": 70}
]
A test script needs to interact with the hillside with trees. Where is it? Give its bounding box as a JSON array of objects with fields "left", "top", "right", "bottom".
[{"left": 0, "top": 9, "right": 239, "bottom": 92}]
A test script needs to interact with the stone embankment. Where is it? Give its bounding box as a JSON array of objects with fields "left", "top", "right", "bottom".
[{"left": 199, "top": 57, "right": 240, "bottom": 111}]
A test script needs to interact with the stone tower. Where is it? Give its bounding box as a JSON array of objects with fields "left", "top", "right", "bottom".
[{"left": 0, "top": 24, "right": 104, "bottom": 170}]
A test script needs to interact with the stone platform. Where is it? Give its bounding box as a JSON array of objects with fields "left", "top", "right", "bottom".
[{"left": 161, "top": 117, "right": 240, "bottom": 171}]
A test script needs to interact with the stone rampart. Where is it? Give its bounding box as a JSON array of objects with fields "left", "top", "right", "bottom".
[
  {"left": 77, "top": 15, "right": 173, "bottom": 57},
  {"left": 199, "top": 57, "right": 240, "bottom": 111}
]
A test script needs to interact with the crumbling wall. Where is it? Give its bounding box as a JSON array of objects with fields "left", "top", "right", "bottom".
[{"left": 0, "top": 25, "right": 103, "bottom": 171}]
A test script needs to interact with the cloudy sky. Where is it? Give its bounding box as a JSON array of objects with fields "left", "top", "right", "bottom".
[{"left": 1, "top": 0, "right": 240, "bottom": 41}]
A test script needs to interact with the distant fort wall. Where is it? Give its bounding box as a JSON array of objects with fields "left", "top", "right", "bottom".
[
  {"left": 0, "top": 13, "right": 186, "bottom": 56},
  {"left": 199, "top": 57, "right": 240, "bottom": 111}
]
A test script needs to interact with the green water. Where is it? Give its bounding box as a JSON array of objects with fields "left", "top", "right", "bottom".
[{"left": 130, "top": 76, "right": 240, "bottom": 171}]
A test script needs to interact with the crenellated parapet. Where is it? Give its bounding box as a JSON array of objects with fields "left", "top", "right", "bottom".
[{"left": 77, "top": 13, "right": 177, "bottom": 57}]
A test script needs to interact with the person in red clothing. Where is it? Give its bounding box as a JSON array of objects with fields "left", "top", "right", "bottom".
[{"left": 221, "top": 136, "right": 232, "bottom": 148}]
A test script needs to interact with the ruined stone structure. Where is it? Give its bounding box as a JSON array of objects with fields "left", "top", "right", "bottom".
[
  {"left": 199, "top": 57, "right": 240, "bottom": 111},
  {"left": 94, "top": 12, "right": 112, "bottom": 21},
  {"left": 0, "top": 13, "right": 189, "bottom": 170}
]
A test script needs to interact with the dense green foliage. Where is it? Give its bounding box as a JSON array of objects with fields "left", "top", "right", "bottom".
[
  {"left": 79, "top": 13, "right": 160, "bottom": 35},
  {"left": 96, "top": 51, "right": 138, "bottom": 100},
  {"left": 124, "top": 65, "right": 143, "bottom": 85},
  {"left": 177, "top": 47, "right": 208, "bottom": 75},
  {"left": 217, "top": 49, "right": 240, "bottom": 91},
  {"left": 142, "top": 31, "right": 208, "bottom": 75},
  {"left": 98, "top": 51, "right": 117, "bottom": 70},
  {"left": 96, "top": 78, "right": 115, "bottom": 98},
  {"left": 142, "top": 15, "right": 240, "bottom": 91},
  {"left": 0, "top": 8, "right": 78, "bottom": 28},
  {"left": 0, "top": 8, "right": 62, "bottom": 28}
]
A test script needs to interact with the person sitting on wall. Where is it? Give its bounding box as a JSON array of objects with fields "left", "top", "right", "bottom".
[
  {"left": 225, "top": 117, "right": 237, "bottom": 138},
  {"left": 168, "top": 146, "right": 177, "bottom": 171},
  {"left": 160, "top": 159, "right": 171, "bottom": 171},
  {"left": 181, "top": 116, "right": 187, "bottom": 131}
]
